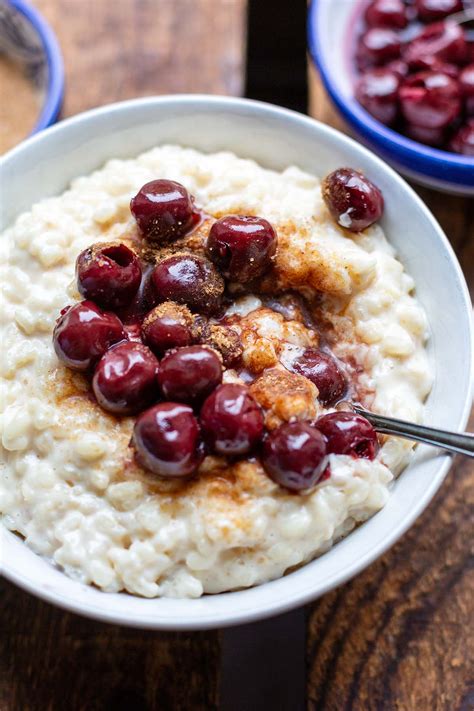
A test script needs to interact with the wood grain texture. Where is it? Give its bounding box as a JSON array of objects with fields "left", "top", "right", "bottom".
[
  {"left": 308, "top": 69, "right": 474, "bottom": 711},
  {"left": 0, "top": 587, "right": 220, "bottom": 711},
  {"left": 1, "top": 1, "right": 247, "bottom": 709},
  {"left": 36, "top": 0, "right": 247, "bottom": 116}
]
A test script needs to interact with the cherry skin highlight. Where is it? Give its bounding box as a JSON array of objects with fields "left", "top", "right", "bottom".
[
  {"left": 291, "top": 348, "right": 347, "bottom": 406},
  {"left": 133, "top": 402, "right": 204, "bottom": 478},
  {"left": 53, "top": 300, "right": 126, "bottom": 371},
  {"left": 200, "top": 383, "right": 264, "bottom": 456},
  {"left": 399, "top": 71, "right": 461, "bottom": 128},
  {"left": 92, "top": 342, "right": 160, "bottom": 415},
  {"left": 359, "top": 28, "right": 402, "bottom": 65},
  {"left": 355, "top": 68, "right": 401, "bottom": 124},
  {"left": 365, "top": 0, "right": 408, "bottom": 29},
  {"left": 158, "top": 346, "right": 223, "bottom": 403},
  {"left": 314, "top": 412, "right": 378, "bottom": 460},
  {"left": 76, "top": 242, "right": 142, "bottom": 309},
  {"left": 387, "top": 59, "right": 409, "bottom": 78},
  {"left": 206, "top": 215, "right": 277, "bottom": 282},
  {"left": 152, "top": 254, "right": 224, "bottom": 315},
  {"left": 141, "top": 302, "right": 194, "bottom": 355},
  {"left": 116, "top": 264, "right": 157, "bottom": 326},
  {"left": 322, "top": 168, "right": 384, "bottom": 232},
  {"left": 415, "top": 0, "right": 463, "bottom": 22},
  {"left": 403, "top": 21, "right": 467, "bottom": 69},
  {"left": 262, "top": 421, "right": 328, "bottom": 492},
  {"left": 130, "top": 179, "right": 196, "bottom": 243}
]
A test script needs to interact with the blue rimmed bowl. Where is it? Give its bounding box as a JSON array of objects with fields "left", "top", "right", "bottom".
[
  {"left": 0, "top": 0, "right": 63, "bottom": 143},
  {"left": 308, "top": 0, "right": 474, "bottom": 196}
]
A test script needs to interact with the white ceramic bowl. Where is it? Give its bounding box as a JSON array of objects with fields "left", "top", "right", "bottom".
[{"left": 1, "top": 96, "right": 472, "bottom": 630}]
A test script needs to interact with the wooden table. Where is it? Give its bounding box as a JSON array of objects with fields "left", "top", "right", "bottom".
[{"left": 1, "top": 2, "right": 472, "bottom": 709}]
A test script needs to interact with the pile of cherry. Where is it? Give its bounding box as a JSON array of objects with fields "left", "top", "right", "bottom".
[
  {"left": 354, "top": 0, "right": 474, "bottom": 154},
  {"left": 53, "top": 172, "right": 381, "bottom": 492}
]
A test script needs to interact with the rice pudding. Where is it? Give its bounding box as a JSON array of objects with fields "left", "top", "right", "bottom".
[{"left": 0, "top": 146, "right": 433, "bottom": 598}]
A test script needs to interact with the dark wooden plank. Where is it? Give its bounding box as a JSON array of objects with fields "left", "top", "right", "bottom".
[
  {"left": 221, "top": 608, "right": 307, "bottom": 711},
  {"left": 306, "top": 428, "right": 474, "bottom": 711},
  {"left": 1, "top": 1, "right": 247, "bottom": 709},
  {"left": 308, "top": 70, "right": 474, "bottom": 710},
  {"left": 0, "top": 584, "right": 221, "bottom": 711}
]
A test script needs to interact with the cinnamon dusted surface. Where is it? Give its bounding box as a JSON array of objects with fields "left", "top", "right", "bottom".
[{"left": 3, "top": 144, "right": 424, "bottom": 601}]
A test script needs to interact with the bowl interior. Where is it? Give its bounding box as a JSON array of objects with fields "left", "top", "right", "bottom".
[{"left": 1, "top": 96, "right": 472, "bottom": 629}]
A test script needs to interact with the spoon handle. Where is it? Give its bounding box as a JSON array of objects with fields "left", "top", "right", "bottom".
[{"left": 353, "top": 406, "right": 474, "bottom": 458}]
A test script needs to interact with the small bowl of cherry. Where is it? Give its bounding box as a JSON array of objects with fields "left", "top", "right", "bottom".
[{"left": 308, "top": 0, "right": 474, "bottom": 195}]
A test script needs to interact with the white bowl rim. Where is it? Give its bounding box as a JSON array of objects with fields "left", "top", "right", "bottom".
[{"left": 1, "top": 94, "right": 473, "bottom": 630}]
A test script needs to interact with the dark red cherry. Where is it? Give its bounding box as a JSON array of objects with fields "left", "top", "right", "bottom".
[
  {"left": 469, "top": 42, "right": 474, "bottom": 64},
  {"left": 432, "top": 62, "right": 459, "bottom": 78},
  {"left": 262, "top": 421, "right": 328, "bottom": 492},
  {"left": 53, "top": 300, "right": 125, "bottom": 371},
  {"left": 399, "top": 71, "right": 461, "bottom": 128},
  {"left": 387, "top": 59, "right": 409, "bottom": 77},
  {"left": 355, "top": 68, "right": 401, "bottom": 124},
  {"left": 365, "top": 0, "right": 408, "bottom": 29},
  {"left": 132, "top": 402, "right": 204, "bottom": 478},
  {"left": 403, "top": 21, "right": 467, "bottom": 69},
  {"left": 404, "top": 54, "right": 460, "bottom": 74},
  {"left": 130, "top": 179, "right": 196, "bottom": 243},
  {"left": 449, "top": 119, "right": 474, "bottom": 155},
  {"left": 415, "top": 0, "right": 463, "bottom": 22},
  {"left": 322, "top": 168, "right": 384, "bottom": 232},
  {"left": 76, "top": 242, "right": 142, "bottom": 309},
  {"left": 152, "top": 254, "right": 224, "bottom": 315},
  {"left": 158, "top": 346, "right": 223, "bottom": 403},
  {"left": 290, "top": 349, "right": 347, "bottom": 406},
  {"left": 406, "top": 122, "right": 446, "bottom": 145},
  {"left": 359, "top": 28, "right": 402, "bottom": 65},
  {"left": 141, "top": 302, "right": 194, "bottom": 355},
  {"left": 206, "top": 215, "right": 277, "bottom": 282},
  {"left": 460, "top": 64, "right": 474, "bottom": 115},
  {"left": 314, "top": 412, "right": 378, "bottom": 460},
  {"left": 124, "top": 322, "right": 143, "bottom": 343},
  {"left": 200, "top": 383, "right": 264, "bottom": 455},
  {"left": 92, "top": 342, "right": 159, "bottom": 415},
  {"left": 115, "top": 264, "right": 157, "bottom": 326},
  {"left": 405, "top": 122, "right": 446, "bottom": 145}
]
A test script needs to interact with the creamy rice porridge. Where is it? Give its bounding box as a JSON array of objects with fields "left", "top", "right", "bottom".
[{"left": 0, "top": 146, "right": 433, "bottom": 598}]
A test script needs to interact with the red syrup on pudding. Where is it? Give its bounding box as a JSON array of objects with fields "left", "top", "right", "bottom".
[
  {"left": 347, "top": 0, "right": 474, "bottom": 155},
  {"left": 52, "top": 176, "right": 381, "bottom": 490},
  {"left": 116, "top": 263, "right": 157, "bottom": 326}
]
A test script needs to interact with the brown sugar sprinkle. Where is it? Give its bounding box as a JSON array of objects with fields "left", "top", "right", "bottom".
[
  {"left": 0, "top": 56, "right": 41, "bottom": 154},
  {"left": 199, "top": 323, "right": 243, "bottom": 368},
  {"left": 142, "top": 301, "right": 194, "bottom": 331},
  {"left": 250, "top": 367, "right": 319, "bottom": 430},
  {"left": 136, "top": 218, "right": 211, "bottom": 265}
]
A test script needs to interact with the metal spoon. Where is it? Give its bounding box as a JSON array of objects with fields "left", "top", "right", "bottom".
[{"left": 342, "top": 403, "right": 474, "bottom": 458}]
